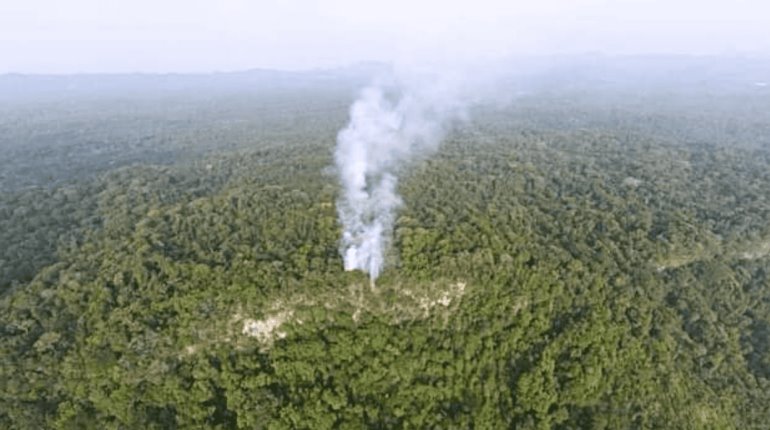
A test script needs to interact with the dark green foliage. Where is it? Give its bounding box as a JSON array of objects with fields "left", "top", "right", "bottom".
[{"left": 1, "top": 85, "right": 769, "bottom": 429}]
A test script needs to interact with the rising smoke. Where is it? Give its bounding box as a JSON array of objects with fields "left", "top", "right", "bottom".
[{"left": 335, "top": 69, "right": 467, "bottom": 282}]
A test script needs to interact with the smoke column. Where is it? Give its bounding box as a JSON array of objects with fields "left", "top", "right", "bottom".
[{"left": 335, "top": 70, "right": 465, "bottom": 282}]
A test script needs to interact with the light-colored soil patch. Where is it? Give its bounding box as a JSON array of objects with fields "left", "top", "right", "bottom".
[
  {"left": 401, "top": 282, "right": 466, "bottom": 319},
  {"left": 242, "top": 311, "right": 293, "bottom": 343},
  {"left": 238, "top": 280, "right": 469, "bottom": 350},
  {"left": 656, "top": 238, "right": 770, "bottom": 272},
  {"left": 738, "top": 240, "right": 770, "bottom": 260},
  {"left": 180, "top": 280, "right": 470, "bottom": 354}
]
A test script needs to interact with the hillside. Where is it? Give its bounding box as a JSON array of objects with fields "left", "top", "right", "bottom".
[{"left": 2, "top": 64, "right": 770, "bottom": 429}]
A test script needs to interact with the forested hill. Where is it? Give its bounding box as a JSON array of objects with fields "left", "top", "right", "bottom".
[{"left": 2, "top": 60, "right": 770, "bottom": 428}]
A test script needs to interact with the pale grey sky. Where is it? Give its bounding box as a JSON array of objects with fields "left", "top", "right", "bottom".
[{"left": 1, "top": 0, "right": 768, "bottom": 73}]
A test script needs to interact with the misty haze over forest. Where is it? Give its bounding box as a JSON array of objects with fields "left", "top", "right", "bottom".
[
  {"left": 2, "top": 1, "right": 770, "bottom": 429},
  {"left": 3, "top": 54, "right": 768, "bottom": 191}
]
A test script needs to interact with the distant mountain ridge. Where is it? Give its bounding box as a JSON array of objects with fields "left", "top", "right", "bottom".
[
  {"left": 1, "top": 55, "right": 768, "bottom": 103},
  {"left": 0, "top": 62, "right": 391, "bottom": 101}
]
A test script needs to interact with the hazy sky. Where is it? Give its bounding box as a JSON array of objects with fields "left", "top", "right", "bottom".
[{"left": 1, "top": 0, "right": 769, "bottom": 73}]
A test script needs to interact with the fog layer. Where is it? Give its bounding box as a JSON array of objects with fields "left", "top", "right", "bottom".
[{"left": 1, "top": 0, "right": 769, "bottom": 73}]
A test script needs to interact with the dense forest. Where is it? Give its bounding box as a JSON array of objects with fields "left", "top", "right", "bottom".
[{"left": 2, "top": 59, "right": 770, "bottom": 429}]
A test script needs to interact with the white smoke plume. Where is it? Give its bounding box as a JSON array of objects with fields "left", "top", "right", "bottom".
[{"left": 335, "top": 69, "right": 467, "bottom": 282}]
